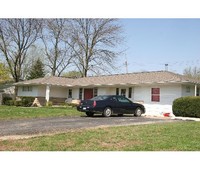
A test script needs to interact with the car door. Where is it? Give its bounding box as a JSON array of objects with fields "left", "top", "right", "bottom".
[
  {"left": 116, "top": 96, "right": 133, "bottom": 114},
  {"left": 108, "top": 96, "right": 121, "bottom": 114}
]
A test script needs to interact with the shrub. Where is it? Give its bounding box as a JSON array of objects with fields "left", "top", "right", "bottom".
[
  {"left": 14, "top": 100, "right": 23, "bottom": 107},
  {"left": 21, "top": 97, "right": 35, "bottom": 107},
  {"left": 2, "top": 96, "right": 13, "bottom": 105},
  {"left": 173, "top": 96, "right": 200, "bottom": 118},
  {"left": 65, "top": 103, "right": 78, "bottom": 108},
  {"left": 14, "top": 97, "right": 35, "bottom": 107},
  {"left": 4, "top": 99, "right": 15, "bottom": 106},
  {"left": 46, "top": 101, "right": 53, "bottom": 107}
]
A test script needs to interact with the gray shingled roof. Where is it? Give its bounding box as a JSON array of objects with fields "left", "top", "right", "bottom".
[
  {"left": 15, "top": 76, "right": 75, "bottom": 87},
  {"left": 15, "top": 71, "right": 200, "bottom": 87}
]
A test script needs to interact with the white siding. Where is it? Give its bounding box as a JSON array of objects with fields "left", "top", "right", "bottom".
[
  {"left": 105, "top": 87, "right": 116, "bottom": 95},
  {"left": 181, "top": 85, "right": 195, "bottom": 97},
  {"left": 98, "top": 87, "right": 108, "bottom": 95},
  {"left": 38, "top": 86, "right": 46, "bottom": 97},
  {"left": 134, "top": 86, "right": 149, "bottom": 103},
  {"left": 17, "top": 86, "right": 38, "bottom": 97},
  {"left": 18, "top": 85, "right": 68, "bottom": 98},
  {"left": 160, "top": 85, "right": 182, "bottom": 105},
  {"left": 50, "top": 86, "right": 67, "bottom": 98},
  {"left": 97, "top": 87, "right": 134, "bottom": 98},
  {"left": 18, "top": 84, "right": 185, "bottom": 106},
  {"left": 134, "top": 84, "right": 182, "bottom": 105},
  {"left": 72, "top": 88, "right": 79, "bottom": 99}
]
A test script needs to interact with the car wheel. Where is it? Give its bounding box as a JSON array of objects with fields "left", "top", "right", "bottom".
[
  {"left": 103, "top": 107, "right": 112, "bottom": 117},
  {"left": 86, "top": 112, "right": 94, "bottom": 117},
  {"left": 134, "top": 107, "right": 143, "bottom": 117}
]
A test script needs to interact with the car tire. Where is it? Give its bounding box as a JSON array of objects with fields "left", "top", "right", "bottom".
[
  {"left": 103, "top": 107, "right": 112, "bottom": 117},
  {"left": 134, "top": 107, "right": 143, "bottom": 117},
  {"left": 86, "top": 112, "right": 94, "bottom": 117}
]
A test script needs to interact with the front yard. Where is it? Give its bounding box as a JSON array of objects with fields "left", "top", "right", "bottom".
[
  {"left": 1, "top": 106, "right": 200, "bottom": 151},
  {"left": 0, "top": 106, "right": 83, "bottom": 120},
  {"left": 1, "top": 121, "right": 200, "bottom": 151}
]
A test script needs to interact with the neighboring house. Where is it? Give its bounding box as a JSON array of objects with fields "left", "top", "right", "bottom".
[
  {"left": 0, "top": 83, "right": 15, "bottom": 105},
  {"left": 15, "top": 71, "right": 200, "bottom": 116}
]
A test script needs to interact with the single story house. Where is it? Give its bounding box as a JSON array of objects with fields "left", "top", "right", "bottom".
[{"left": 15, "top": 71, "right": 200, "bottom": 116}]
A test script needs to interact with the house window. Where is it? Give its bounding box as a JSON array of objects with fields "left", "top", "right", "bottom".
[
  {"left": 68, "top": 89, "right": 72, "bottom": 98},
  {"left": 128, "top": 87, "right": 132, "bottom": 98},
  {"left": 22, "top": 86, "right": 32, "bottom": 92},
  {"left": 151, "top": 88, "right": 160, "bottom": 102},
  {"left": 116, "top": 88, "right": 119, "bottom": 95},
  {"left": 93, "top": 88, "right": 98, "bottom": 97},
  {"left": 186, "top": 86, "right": 190, "bottom": 93},
  {"left": 79, "top": 88, "right": 83, "bottom": 99},
  {"left": 121, "top": 89, "right": 126, "bottom": 97}
]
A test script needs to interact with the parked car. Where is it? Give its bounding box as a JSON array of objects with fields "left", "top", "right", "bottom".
[{"left": 77, "top": 95, "right": 145, "bottom": 117}]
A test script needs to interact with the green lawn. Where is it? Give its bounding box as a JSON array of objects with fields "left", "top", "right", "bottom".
[
  {"left": 0, "top": 106, "right": 83, "bottom": 120},
  {"left": 1, "top": 121, "right": 200, "bottom": 151}
]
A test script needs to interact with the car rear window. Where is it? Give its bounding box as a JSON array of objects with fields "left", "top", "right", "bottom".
[{"left": 91, "top": 96, "right": 109, "bottom": 101}]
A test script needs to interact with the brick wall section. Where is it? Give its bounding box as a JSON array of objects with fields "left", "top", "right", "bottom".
[
  {"left": 50, "top": 97, "right": 66, "bottom": 105},
  {"left": 36, "top": 97, "right": 46, "bottom": 106}
]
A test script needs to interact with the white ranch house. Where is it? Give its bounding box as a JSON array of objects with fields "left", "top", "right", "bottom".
[{"left": 15, "top": 71, "right": 200, "bottom": 116}]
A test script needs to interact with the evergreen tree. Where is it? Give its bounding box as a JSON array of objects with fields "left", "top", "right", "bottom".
[
  {"left": 0, "top": 63, "right": 11, "bottom": 83},
  {"left": 27, "top": 58, "right": 45, "bottom": 80}
]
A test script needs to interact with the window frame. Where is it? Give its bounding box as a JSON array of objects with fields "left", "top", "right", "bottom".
[
  {"left": 22, "top": 86, "right": 32, "bottom": 92},
  {"left": 68, "top": 89, "right": 72, "bottom": 98},
  {"left": 116, "top": 88, "right": 119, "bottom": 95},
  {"left": 121, "top": 89, "right": 126, "bottom": 97},
  {"left": 186, "top": 86, "right": 191, "bottom": 93},
  {"left": 128, "top": 87, "right": 132, "bottom": 98},
  {"left": 151, "top": 88, "right": 160, "bottom": 102},
  {"left": 93, "top": 88, "right": 98, "bottom": 97},
  {"left": 79, "top": 88, "right": 83, "bottom": 99}
]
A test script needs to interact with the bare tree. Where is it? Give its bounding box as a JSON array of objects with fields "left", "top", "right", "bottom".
[
  {"left": 183, "top": 66, "right": 200, "bottom": 80},
  {"left": 0, "top": 19, "right": 41, "bottom": 83},
  {"left": 41, "top": 19, "right": 73, "bottom": 76},
  {"left": 67, "top": 19, "right": 123, "bottom": 77}
]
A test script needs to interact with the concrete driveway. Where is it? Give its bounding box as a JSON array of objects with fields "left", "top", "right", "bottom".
[{"left": 0, "top": 116, "right": 178, "bottom": 140}]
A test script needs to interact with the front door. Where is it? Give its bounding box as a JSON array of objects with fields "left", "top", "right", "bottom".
[{"left": 84, "top": 89, "right": 93, "bottom": 100}]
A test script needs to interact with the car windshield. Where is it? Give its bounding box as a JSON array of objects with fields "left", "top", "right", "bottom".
[{"left": 90, "top": 95, "right": 109, "bottom": 101}]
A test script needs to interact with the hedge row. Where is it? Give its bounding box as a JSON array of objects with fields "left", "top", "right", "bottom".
[
  {"left": 3, "top": 97, "right": 35, "bottom": 107},
  {"left": 173, "top": 96, "right": 200, "bottom": 118}
]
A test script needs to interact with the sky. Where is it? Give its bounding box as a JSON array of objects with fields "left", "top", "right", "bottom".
[
  {"left": 1, "top": 19, "right": 200, "bottom": 76},
  {"left": 117, "top": 18, "right": 200, "bottom": 74}
]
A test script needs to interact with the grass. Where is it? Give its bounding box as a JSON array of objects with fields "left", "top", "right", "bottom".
[
  {"left": 1, "top": 121, "right": 200, "bottom": 151},
  {"left": 0, "top": 105, "right": 83, "bottom": 120}
]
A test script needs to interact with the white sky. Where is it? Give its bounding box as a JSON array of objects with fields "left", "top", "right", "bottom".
[{"left": 0, "top": 1, "right": 200, "bottom": 169}]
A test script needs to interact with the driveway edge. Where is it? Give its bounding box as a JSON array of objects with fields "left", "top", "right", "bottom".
[{"left": 171, "top": 116, "right": 200, "bottom": 121}]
